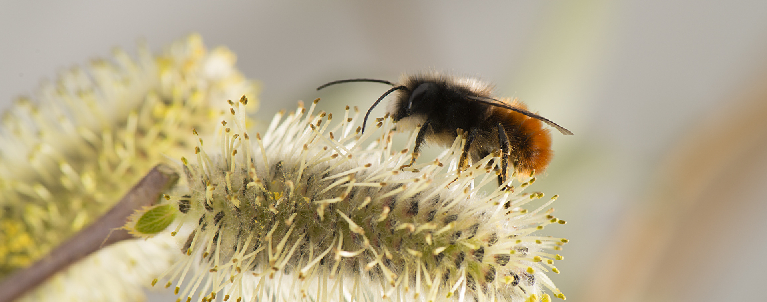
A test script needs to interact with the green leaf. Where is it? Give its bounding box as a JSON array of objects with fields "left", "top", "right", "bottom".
[{"left": 135, "top": 204, "right": 177, "bottom": 235}]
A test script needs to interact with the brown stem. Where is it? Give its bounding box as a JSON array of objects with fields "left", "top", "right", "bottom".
[{"left": 0, "top": 164, "right": 179, "bottom": 302}]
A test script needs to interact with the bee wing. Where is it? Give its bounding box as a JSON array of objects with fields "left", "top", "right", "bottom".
[{"left": 468, "top": 95, "right": 574, "bottom": 135}]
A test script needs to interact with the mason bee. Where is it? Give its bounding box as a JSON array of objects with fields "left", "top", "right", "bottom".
[{"left": 318, "top": 72, "right": 572, "bottom": 185}]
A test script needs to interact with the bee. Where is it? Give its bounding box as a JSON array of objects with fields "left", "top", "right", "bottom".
[{"left": 317, "top": 72, "right": 573, "bottom": 186}]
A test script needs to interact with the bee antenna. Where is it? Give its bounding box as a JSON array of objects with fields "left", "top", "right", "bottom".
[
  {"left": 361, "top": 85, "right": 408, "bottom": 134},
  {"left": 316, "top": 78, "right": 397, "bottom": 90},
  {"left": 468, "top": 95, "right": 574, "bottom": 135}
]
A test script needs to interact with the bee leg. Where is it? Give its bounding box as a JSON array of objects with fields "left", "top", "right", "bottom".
[
  {"left": 401, "top": 120, "right": 430, "bottom": 170},
  {"left": 458, "top": 127, "right": 479, "bottom": 173},
  {"left": 497, "top": 123, "right": 511, "bottom": 189}
]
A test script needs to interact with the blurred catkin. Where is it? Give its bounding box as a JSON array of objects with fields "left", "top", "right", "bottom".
[{"left": 0, "top": 34, "right": 259, "bottom": 301}]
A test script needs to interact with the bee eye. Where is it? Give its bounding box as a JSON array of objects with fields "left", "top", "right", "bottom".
[{"left": 408, "top": 83, "right": 433, "bottom": 111}]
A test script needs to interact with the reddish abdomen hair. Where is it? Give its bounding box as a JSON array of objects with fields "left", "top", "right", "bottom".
[{"left": 495, "top": 100, "right": 553, "bottom": 176}]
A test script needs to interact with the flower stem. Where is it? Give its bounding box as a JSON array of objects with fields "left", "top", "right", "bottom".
[{"left": 0, "top": 164, "right": 178, "bottom": 302}]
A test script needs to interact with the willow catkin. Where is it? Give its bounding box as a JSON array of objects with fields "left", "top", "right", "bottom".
[{"left": 148, "top": 97, "right": 567, "bottom": 302}]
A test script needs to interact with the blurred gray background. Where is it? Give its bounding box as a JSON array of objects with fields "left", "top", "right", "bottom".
[{"left": 3, "top": 1, "right": 767, "bottom": 301}]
